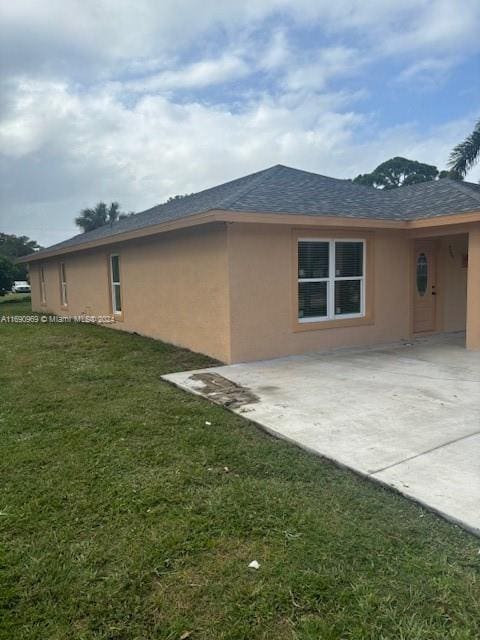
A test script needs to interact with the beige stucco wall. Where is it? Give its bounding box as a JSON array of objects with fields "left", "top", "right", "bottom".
[
  {"left": 436, "top": 234, "right": 468, "bottom": 332},
  {"left": 30, "top": 223, "right": 231, "bottom": 362},
  {"left": 227, "top": 223, "right": 412, "bottom": 362},
  {"left": 116, "top": 224, "right": 230, "bottom": 360},
  {"left": 28, "top": 220, "right": 473, "bottom": 364},
  {"left": 31, "top": 249, "right": 115, "bottom": 316}
]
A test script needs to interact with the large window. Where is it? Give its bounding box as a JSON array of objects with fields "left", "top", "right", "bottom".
[
  {"left": 298, "top": 239, "right": 365, "bottom": 322},
  {"left": 110, "top": 254, "right": 122, "bottom": 314},
  {"left": 40, "top": 266, "right": 47, "bottom": 304},
  {"left": 59, "top": 262, "right": 68, "bottom": 306}
]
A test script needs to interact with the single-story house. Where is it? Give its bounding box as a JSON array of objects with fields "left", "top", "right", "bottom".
[{"left": 20, "top": 165, "right": 480, "bottom": 363}]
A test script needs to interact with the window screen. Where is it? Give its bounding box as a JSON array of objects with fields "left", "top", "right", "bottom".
[
  {"left": 298, "top": 241, "right": 329, "bottom": 279},
  {"left": 335, "top": 279, "right": 361, "bottom": 315},
  {"left": 335, "top": 242, "right": 363, "bottom": 277},
  {"left": 299, "top": 281, "right": 328, "bottom": 319},
  {"left": 40, "top": 266, "right": 46, "bottom": 304},
  {"left": 298, "top": 239, "right": 365, "bottom": 321},
  {"left": 110, "top": 255, "right": 122, "bottom": 313},
  {"left": 60, "top": 263, "right": 67, "bottom": 306}
]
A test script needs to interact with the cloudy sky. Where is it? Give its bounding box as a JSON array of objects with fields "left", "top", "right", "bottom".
[{"left": 1, "top": 0, "right": 479, "bottom": 246}]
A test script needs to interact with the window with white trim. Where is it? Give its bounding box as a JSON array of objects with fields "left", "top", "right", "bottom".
[
  {"left": 40, "top": 266, "right": 47, "bottom": 304},
  {"left": 298, "top": 239, "right": 365, "bottom": 322},
  {"left": 110, "top": 254, "right": 122, "bottom": 313},
  {"left": 60, "top": 262, "right": 68, "bottom": 306}
]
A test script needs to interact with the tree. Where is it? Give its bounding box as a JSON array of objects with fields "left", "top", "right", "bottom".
[
  {"left": 75, "top": 202, "right": 131, "bottom": 233},
  {"left": 448, "top": 118, "right": 480, "bottom": 179},
  {"left": 438, "top": 169, "right": 462, "bottom": 180},
  {"left": 0, "top": 233, "right": 41, "bottom": 259},
  {"left": 0, "top": 255, "right": 16, "bottom": 294},
  {"left": 166, "top": 193, "right": 192, "bottom": 203},
  {"left": 353, "top": 157, "right": 440, "bottom": 189},
  {"left": 0, "top": 233, "right": 41, "bottom": 282}
]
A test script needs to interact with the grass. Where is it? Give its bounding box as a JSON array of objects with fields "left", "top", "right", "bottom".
[
  {"left": 1, "top": 300, "right": 479, "bottom": 640},
  {"left": 0, "top": 293, "right": 31, "bottom": 304}
]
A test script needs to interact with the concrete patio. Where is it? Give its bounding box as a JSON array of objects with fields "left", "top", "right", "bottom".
[{"left": 163, "top": 333, "right": 480, "bottom": 536}]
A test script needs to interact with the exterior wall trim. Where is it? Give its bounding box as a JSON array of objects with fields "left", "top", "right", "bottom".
[{"left": 466, "top": 224, "right": 480, "bottom": 350}]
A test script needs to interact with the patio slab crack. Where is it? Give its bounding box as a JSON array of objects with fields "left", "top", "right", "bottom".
[{"left": 369, "top": 429, "right": 480, "bottom": 475}]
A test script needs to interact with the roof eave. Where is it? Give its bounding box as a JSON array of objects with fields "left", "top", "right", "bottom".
[
  {"left": 213, "top": 209, "right": 480, "bottom": 229},
  {"left": 18, "top": 210, "right": 221, "bottom": 263},
  {"left": 19, "top": 208, "right": 480, "bottom": 263},
  {"left": 407, "top": 210, "right": 480, "bottom": 228}
]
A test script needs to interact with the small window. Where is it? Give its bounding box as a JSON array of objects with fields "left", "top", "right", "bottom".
[
  {"left": 110, "top": 255, "right": 122, "bottom": 313},
  {"left": 416, "top": 253, "right": 428, "bottom": 296},
  {"left": 298, "top": 239, "right": 365, "bottom": 322},
  {"left": 60, "top": 263, "right": 67, "bottom": 306},
  {"left": 40, "top": 266, "right": 47, "bottom": 304}
]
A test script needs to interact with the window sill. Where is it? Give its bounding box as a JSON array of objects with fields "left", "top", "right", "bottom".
[
  {"left": 293, "top": 314, "right": 374, "bottom": 332},
  {"left": 113, "top": 312, "right": 124, "bottom": 323}
]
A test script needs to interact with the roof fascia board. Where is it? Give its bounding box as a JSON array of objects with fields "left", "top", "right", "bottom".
[
  {"left": 18, "top": 211, "right": 222, "bottom": 263},
  {"left": 20, "top": 208, "right": 480, "bottom": 264},
  {"left": 407, "top": 211, "right": 480, "bottom": 228},
  {"left": 213, "top": 210, "right": 407, "bottom": 229},
  {"left": 408, "top": 223, "right": 475, "bottom": 238},
  {"left": 215, "top": 210, "right": 480, "bottom": 228}
]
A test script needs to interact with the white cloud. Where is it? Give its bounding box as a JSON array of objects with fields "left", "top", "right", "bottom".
[
  {"left": 1, "top": 77, "right": 478, "bottom": 246},
  {"left": 261, "top": 30, "right": 290, "bottom": 70},
  {"left": 1, "top": 1, "right": 480, "bottom": 245},
  {"left": 124, "top": 54, "right": 250, "bottom": 92},
  {"left": 284, "top": 47, "right": 361, "bottom": 92},
  {"left": 379, "top": 0, "right": 480, "bottom": 55},
  {"left": 396, "top": 57, "right": 458, "bottom": 86},
  {"left": 2, "top": 1, "right": 479, "bottom": 80}
]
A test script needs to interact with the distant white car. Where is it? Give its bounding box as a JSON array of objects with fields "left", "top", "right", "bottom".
[{"left": 11, "top": 280, "right": 31, "bottom": 294}]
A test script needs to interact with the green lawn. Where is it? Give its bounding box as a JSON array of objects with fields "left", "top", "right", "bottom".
[
  {"left": 1, "top": 300, "right": 479, "bottom": 640},
  {"left": 0, "top": 293, "right": 31, "bottom": 304}
]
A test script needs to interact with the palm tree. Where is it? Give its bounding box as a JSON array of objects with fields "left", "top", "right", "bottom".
[
  {"left": 448, "top": 118, "right": 480, "bottom": 179},
  {"left": 75, "top": 202, "right": 129, "bottom": 232}
]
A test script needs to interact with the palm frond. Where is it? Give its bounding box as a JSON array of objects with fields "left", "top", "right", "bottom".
[{"left": 448, "top": 119, "right": 480, "bottom": 178}]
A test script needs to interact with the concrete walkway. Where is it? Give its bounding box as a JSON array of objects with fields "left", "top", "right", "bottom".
[{"left": 163, "top": 334, "right": 480, "bottom": 536}]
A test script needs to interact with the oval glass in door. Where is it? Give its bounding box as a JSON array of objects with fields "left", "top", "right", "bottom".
[{"left": 416, "top": 252, "right": 428, "bottom": 296}]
